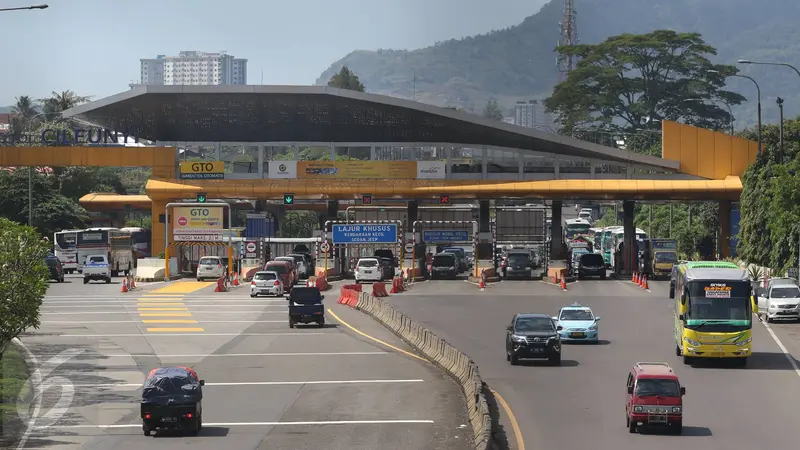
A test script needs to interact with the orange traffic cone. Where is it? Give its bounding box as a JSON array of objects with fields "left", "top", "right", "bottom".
[
  {"left": 632, "top": 272, "right": 637, "bottom": 283},
  {"left": 561, "top": 277, "right": 567, "bottom": 290},
  {"left": 479, "top": 270, "right": 486, "bottom": 291},
  {"left": 642, "top": 275, "right": 649, "bottom": 290},
  {"left": 232, "top": 272, "right": 239, "bottom": 286},
  {"left": 120, "top": 279, "right": 128, "bottom": 293},
  {"left": 130, "top": 277, "right": 136, "bottom": 289}
]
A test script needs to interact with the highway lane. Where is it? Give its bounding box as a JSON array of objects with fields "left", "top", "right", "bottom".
[
  {"left": 13, "top": 279, "right": 473, "bottom": 450},
  {"left": 389, "top": 276, "right": 800, "bottom": 450}
]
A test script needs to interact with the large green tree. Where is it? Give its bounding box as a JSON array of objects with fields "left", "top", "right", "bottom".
[
  {"left": 39, "top": 90, "right": 91, "bottom": 121},
  {"left": 327, "top": 66, "right": 366, "bottom": 92},
  {"left": 546, "top": 30, "right": 745, "bottom": 134},
  {"left": 0, "top": 218, "right": 49, "bottom": 359},
  {"left": 483, "top": 99, "right": 503, "bottom": 121}
]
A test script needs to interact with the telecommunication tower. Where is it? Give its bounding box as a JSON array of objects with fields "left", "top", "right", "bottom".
[{"left": 556, "top": 0, "right": 578, "bottom": 81}]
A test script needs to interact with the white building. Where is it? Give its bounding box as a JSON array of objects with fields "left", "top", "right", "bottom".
[
  {"left": 139, "top": 51, "right": 247, "bottom": 86},
  {"left": 514, "top": 100, "right": 555, "bottom": 131}
]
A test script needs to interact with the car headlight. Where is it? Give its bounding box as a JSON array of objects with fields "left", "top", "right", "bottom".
[
  {"left": 672, "top": 407, "right": 682, "bottom": 413},
  {"left": 512, "top": 335, "right": 527, "bottom": 343},
  {"left": 633, "top": 406, "right": 643, "bottom": 412},
  {"left": 769, "top": 304, "right": 777, "bottom": 310},
  {"left": 450, "top": 266, "right": 456, "bottom": 270},
  {"left": 588, "top": 324, "right": 598, "bottom": 330},
  {"left": 735, "top": 337, "right": 752, "bottom": 347},
  {"left": 684, "top": 337, "right": 701, "bottom": 347}
]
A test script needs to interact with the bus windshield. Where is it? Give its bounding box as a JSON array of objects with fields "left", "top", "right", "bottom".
[
  {"left": 565, "top": 225, "right": 591, "bottom": 240},
  {"left": 686, "top": 281, "right": 751, "bottom": 324}
]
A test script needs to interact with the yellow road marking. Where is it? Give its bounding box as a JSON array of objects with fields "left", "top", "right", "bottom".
[
  {"left": 142, "top": 320, "right": 198, "bottom": 324},
  {"left": 326, "top": 309, "right": 426, "bottom": 362},
  {"left": 146, "top": 327, "right": 205, "bottom": 332},
  {"left": 327, "top": 308, "right": 525, "bottom": 449},
  {"left": 491, "top": 388, "right": 525, "bottom": 450},
  {"left": 147, "top": 282, "right": 214, "bottom": 294},
  {"left": 136, "top": 302, "right": 186, "bottom": 306},
  {"left": 137, "top": 307, "right": 188, "bottom": 311},
  {"left": 138, "top": 313, "right": 193, "bottom": 317}
]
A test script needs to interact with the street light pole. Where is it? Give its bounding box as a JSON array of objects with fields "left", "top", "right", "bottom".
[
  {"left": 738, "top": 59, "right": 800, "bottom": 78},
  {"left": 0, "top": 4, "right": 48, "bottom": 12},
  {"left": 777, "top": 97, "right": 785, "bottom": 164},
  {"left": 708, "top": 70, "right": 762, "bottom": 154},
  {"left": 683, "top": 98, "right": 735, "bottom": 134}
]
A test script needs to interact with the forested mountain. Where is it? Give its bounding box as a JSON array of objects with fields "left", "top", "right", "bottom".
[{"left": 317, "top": 0, "right": 800, "bottom": 124}]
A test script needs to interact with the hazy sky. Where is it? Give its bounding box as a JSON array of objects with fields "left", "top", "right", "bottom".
[{"left": 0, "top": 0, "right": 547, "bottom": 105}]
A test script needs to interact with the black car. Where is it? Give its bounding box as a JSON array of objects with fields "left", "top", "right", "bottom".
[
  {"left": 141, "top": 367, "right": 204, "bottom": 436},
  {"left": 45, "top": 255, "right": 65, "bottom": 283},
  {"left": 378, "top": 257, "right": 395, "bottom": 279},
  {"left": 578, "top": 253, "right": 606, "bottom": 280},
  {"left": 503, "top": 251, "right": 532, "bottom": 280},
  {"left": 505, "top": 313, "right": 562, "bottom": 365},
  {"left": 430, "top": 252, "right": 458, "bottom": 279}
]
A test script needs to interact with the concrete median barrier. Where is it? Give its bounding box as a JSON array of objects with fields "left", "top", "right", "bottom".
[
  {"left": 315, "top": 267, "right": 344, "bottom": 282},
  {"left": 353, "top": 292, "right": 493, "bottom": 450},
  {"left": 134, "top": 257, "right": 180, "bottom": 282},
  {"left": 371, "top": 282, "right": 389, "bottom": 297}
]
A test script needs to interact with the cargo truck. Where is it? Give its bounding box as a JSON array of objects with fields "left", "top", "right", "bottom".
[{"left": 639, "top": 238, "right": 678, "bottom": 279}]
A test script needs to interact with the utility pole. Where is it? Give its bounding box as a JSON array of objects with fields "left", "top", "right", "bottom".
[
  {"left": 777, "top": 97, "right": 785, "bottom": 164},
  {"left": 28, "top": 167, "right": 33, "bottom": 226}
]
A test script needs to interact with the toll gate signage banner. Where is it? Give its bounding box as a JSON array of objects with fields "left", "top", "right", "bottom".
[
  {"left": 173, "top": 206, "right": 224, "bottom": 241},
  {"left": 297, "top": 161, "right": 417, "bottom": 179},
  {"left": 179, "top": 161, "right": 225, "bottom": 179}
]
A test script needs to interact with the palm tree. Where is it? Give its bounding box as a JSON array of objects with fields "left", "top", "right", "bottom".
[
  {"left": 12, "top": 95, "right": 38, "bottom": 119},
  {"left": 39, "top": 90, "right": 92, "bottom": 122}
]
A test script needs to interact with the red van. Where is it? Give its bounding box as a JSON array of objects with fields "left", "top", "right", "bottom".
[
  {"left": 264, "top": 261, "right": 293, "bottom": 293},
  {"left": 625, "top": 362, "right": 685, "bottom": 434}
]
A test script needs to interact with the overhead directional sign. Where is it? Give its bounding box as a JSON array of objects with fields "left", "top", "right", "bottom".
[
  {"left": 422, "top": 230, "right": 469, "bottom": 243},
  {"left": 332, "top": 224, "right": 397, "bottom": 244}
]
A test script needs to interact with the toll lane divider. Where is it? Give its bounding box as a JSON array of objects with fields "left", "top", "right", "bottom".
[
  {"left": 214, "top": 275, "right": 229, "bottom": 293},
  {"left": 306, "top": 276, "right": 331, "bottom": 291},
  {"left": 337, "top": 285, "right": 361, "bottom": 307},
  {"left": 467, "top": 267, "right": 500, "bottom": 284},
  {"left": 389, "top": 276, "right": 405, "bottom": 294},
  {"left": 343, "top": 290, "right": 493, "bottom": 450},
  {"left": 371, "top": 282, "right": 389, "bottom": 297}
]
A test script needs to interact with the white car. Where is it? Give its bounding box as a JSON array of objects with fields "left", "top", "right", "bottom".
[
  {"left": 758, "top": 278, "right": 800, "bottom": 322},
  {"left": 250, "top": 271, "right": 283, "bottom": 297},
  {"left": 196, "top": 256, "right": 225, "bottom": 281},
  {"left": 82, "top": 254, "right": 111, "bottom": 284},
  {"left": 355, "top": 258, "right": 383, "bottom": 283}
]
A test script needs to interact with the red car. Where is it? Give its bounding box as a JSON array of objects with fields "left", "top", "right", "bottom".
[
  {"left": 264, "top": 261, "right": 293, "bottom": 292},
  {"left": 625, "top": 362, "right": 685, "bottom": 434}
]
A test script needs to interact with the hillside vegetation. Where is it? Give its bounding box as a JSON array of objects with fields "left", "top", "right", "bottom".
[{"left": 317, "top": 0, "right": 800, "bottom": 123}]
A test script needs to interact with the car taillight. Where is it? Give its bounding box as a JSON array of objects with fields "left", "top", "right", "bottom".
[
  {"left": 186, "top": 413, "right": 193, "bottom": 419},
  {"left": 251, "top": 281, "right": 256, "bottom": 286},
  {"left": 144, "top": 413, "right": 151, "bottom": 419},
  {"left": 274, "top": 281, "right": 280, "bottom": 286},
  {"left": 218, "top": 264, "right": 222, "bottom": 268}
]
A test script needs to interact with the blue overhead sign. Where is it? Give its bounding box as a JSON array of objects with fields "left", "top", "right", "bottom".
[
  {"left": 332, "top": 224, "right": 397, "bottom": 244},
  {"left": 422, "top": 230, "right": 469, "bottom": 243}
]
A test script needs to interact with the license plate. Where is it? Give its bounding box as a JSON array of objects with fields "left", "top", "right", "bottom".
[
  {"left": 650, "top": 415, "right": 667, "bottom": 423},
  {"left": 532, "top": 348, "right": 544, "bottom": 353},
  {"left": 571, "top": 332, "right": 585, "bottom": 338},
  {"left": 161, "top": 417, "right": 177, "bottom": 423},
  {"left": 710, "top": 352, "right": 725, "bottom": 356}
]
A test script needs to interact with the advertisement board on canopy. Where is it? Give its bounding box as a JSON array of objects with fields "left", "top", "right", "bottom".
[{"left": 173, "top": 206, "right": 224, "bottom": 241}]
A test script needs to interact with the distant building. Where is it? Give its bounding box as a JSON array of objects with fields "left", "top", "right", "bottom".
[
  {"left": 514, "top": 100, "right": 555, "bottom": 131},
  {"left": 0, "top": 113, "right": 10, "bottom": 134},
  {"left": 138, "top": 51, "right": 247, "bottom": 86},
  {"left": 502, "top": 116, "right": 515, "bottom": 125}
]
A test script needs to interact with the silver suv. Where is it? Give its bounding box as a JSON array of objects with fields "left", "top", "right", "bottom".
[{"left": 757, "top": 278, "right": 800, "bottom": 322}]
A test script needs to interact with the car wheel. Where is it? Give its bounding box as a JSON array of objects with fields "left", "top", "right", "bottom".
[
  {"left": 671, "top": 422, "right": 682, "bottom": 435},
  {"left": 549, "top": 353, "right": 561, "bottom": 366},
  {"left": 506, "top": 348, "right": 511, "bottom": 361},
  {"left": 318, "top": 319, "right": 325, "bottom": 328},
  {"left": 628, "top": 419, "right": 637, "bottom": 433},
  {"left": 105, "top": 278, "right": 111, "bottom": 284},
  {"left": 509, "top": 352, "right": 519, "bottom": 366},
  {"left": 83, "top": 278, "right": 88, "bottom": 284},
  {"left": 143, "top": 423, "right": 151, "bottom": 436},
  {"left": 601, "top": 273, "right": 607, "bottom": 280},
  {"left": 625, "top": 415, "right": 630, "bottom": 428},
  {"left": 675, "top": 344, "right": 682, "bottom": 357},
  {"left": 250, "top": 293, "right": 257, "bottom": 298},
  {"left": 58, "top": 276, "right": 64, "bottom": 283},
  {"left": 289, "top": 320, "right": 295, "bottom": 329},
  {"left": 682, "top": 355, "right": 693, "bottom": 365}
]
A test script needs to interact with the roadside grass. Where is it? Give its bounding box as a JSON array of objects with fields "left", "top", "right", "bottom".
[{"left": 0, "top": 346, "right": 32, "bottom": 445}]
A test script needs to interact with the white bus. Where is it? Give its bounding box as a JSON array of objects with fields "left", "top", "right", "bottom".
[{"left": 54, "top": 229, "right": 81, "bottom": 273}]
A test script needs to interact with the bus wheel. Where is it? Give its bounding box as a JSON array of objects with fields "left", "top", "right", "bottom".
[
  {"left": 682, "top": 355, "right": 693, "bottom": 365},
  {"left": 675, "top": 344, "right": 681, "bottom": 357}
]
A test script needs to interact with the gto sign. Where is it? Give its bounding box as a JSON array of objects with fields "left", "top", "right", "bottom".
[
  {"left": 172, "top": 206, "right": 224, "bottom": 241},
  {"left": 179, "top": 161, "right": 225, "bottom": 180}
]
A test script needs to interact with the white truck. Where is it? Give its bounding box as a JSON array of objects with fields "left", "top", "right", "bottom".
[{"left": 83, "top": 254, "right": 112, "bottom": 284}]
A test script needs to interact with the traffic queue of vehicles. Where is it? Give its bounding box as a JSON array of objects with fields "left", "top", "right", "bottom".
[{"left": 54, "top": 227, "right": 150, "bottom": 276}]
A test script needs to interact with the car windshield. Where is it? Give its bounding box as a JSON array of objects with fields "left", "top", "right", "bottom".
[
  {"left": 507, "top": 254, "right": 529, "bottom": 264},
  {"left": 358, "top": 259, "right": 378, "bottom": 267},
  {"left": 266, "top": 264, "right": 286, "bottom": 274},
  {"left": 771, "top": 286, "right": 800, "bottom": 299},
  {"left": 560, "top": 309, "right": 593, "bottom": 321},
  {"left": 655, "top": 252, "right": 678, "bottom": 263},
  {"left": 199, "top": 258, "right": 219, "bottom": 266},
  {"left": 289, "top": 255, "right": 304, "bottom": 263},
  {"left": 635, "top": 378, "right": 680, "bottom": 397},
  {"left": 290, "top": 289, "right": 322, "bottom": 304},
  {"left": 433, "top": 255, "right": 455, "bottom": 265},
  {"left": 88, "top": 256, "right": 105, "bottom": 263},
  {"left": 580, "top": 254, "right": 604, "bottom": 265},
  {"left": 254, "top": 272, "right": 277, "bottom": 281},
  {"left": 514, "top": 317, "right": 555, "bottom": 332}
]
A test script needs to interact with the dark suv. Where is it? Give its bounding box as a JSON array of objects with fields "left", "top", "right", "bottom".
[
  {"left": 503, "top": 251, "right": 532, "bottom": 280},
  {"left": 505, "top": 313, "right": 561, "bottom": 365},
  {"left": 45, "top": 254, "right": 65, "bottom": 283},
  {"left": 431, "top": 253, "right": 458, "bottom": 279},
  {"left": 578, "top": 253, "right": 606, "bottom": 280}
]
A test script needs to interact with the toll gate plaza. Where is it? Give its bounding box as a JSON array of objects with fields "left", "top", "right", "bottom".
[{"left": 0, "top": 85, "right": 758, "bottom": 276}]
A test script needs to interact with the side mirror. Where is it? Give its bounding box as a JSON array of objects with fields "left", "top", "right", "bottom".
[
  {"left": 595, "top": 317, "right": 601, "bottom": 322},
  {"left": 199, "top": 380, "right": 205, "bottom": 386},
  {"left": 627, "top": 386, "right": 633, "bottom": 395},
  {"left": 556, "top": 326, "right": 563, "bottom": 331},
  {"left": 680, "top": 387, "right": 686, "bottom": 396},
  {"left": 505, "top": 326, "right": 512, "bottom": 332},
  {"left": 552, "top": 316, "right": 558, "bottom": 321},
  {"left": 320, "top": 295, "right": 325, "bottom": 300},
  {"left": 679, "top": 314, "right": 685, "bottom": 321}
]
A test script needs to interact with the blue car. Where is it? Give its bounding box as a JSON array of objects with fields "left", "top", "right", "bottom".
[{"left": 553, "top": 302, "right": 600, "bottom": 343}]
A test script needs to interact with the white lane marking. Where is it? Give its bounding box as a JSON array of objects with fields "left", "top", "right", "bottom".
[
  {"left": 41, "top": 320, "right": 289, "bottom": 324},
  {"left": 30, "top": 332, "right": 330, "bottom": 337},
  {"left": 42, "top": 300, "right": 288, "bottom": 304},
  {"left": 32, "top": 352, "right": 387, "bottom": 358},
  {"left": 761, "top": 321, "right": 800, "bottom": 378},
  {"left": 38, "top": 419, "right": 435, "bottom": 430},
  {"left": 40, "top": 311, "right": 285, "bottom": 315},
  {"left": 42, "top": 304, "right": 288, "bottom": 309},
  {"left": 69, "top": 379, "right": 425, "bottom": 388}
]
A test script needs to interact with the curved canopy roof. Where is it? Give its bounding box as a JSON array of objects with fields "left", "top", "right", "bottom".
[{"left": 62, "top": 85, "right": 678, "bottom": 172}]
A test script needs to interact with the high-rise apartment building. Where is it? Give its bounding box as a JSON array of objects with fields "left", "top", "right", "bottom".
[
  {"left": 139, "top": 51, "right": 247, "bottom": 86},
  {"left": 514, "top": 100, "right": 555, "bottom": 131}
]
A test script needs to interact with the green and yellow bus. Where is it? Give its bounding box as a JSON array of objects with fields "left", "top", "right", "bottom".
[{"left": 672, "top": 261, "right": 755, "bottom": 366}]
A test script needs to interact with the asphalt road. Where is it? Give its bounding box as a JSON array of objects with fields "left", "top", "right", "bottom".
[
  {"left": 388, "top": 275, "right": 800, "bottom": 450},
  {"left": 13, "top": 273, "right": 472, "bottom": 450}
]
